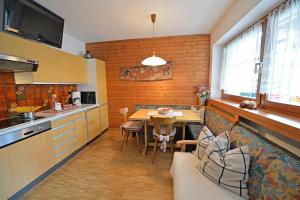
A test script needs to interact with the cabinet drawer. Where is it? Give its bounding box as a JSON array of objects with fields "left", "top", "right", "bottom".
[
  {"left": 53, "top": 132, "right": 78, "bottom": 161},
  {"left": 52, "top": 112, "right": 84, "bottom": 128},
  {"left": 54, "top": 142, "right": 78, "bottom": 163}
]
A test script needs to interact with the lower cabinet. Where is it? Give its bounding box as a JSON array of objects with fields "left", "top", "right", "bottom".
[
  {"left": 100, "top": 104, "right": 109, "bottom": 132},
  {"left": 0, "top": 130, "right": 55, "bottom": 200},
  {"left": 51, "top": 111, "right": 87, "bottom": 164},
  {"left": 86, "top": 107, "right": 101, "bottom": 142},
  {"left": 0, "top": 110, "right": 100, "bottom": 199}
]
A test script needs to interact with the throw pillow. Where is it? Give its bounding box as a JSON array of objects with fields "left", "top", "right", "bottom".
[
  {"left": 198, "top": 139, "right": 250, "bottom": 199},
  {"left": 193, "top": 126, "right": 230, "bottom": 160}
]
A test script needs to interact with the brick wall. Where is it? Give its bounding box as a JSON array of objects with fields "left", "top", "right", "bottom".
[{"left": 86, "top": 34, "right": 210, "bottom": 128}]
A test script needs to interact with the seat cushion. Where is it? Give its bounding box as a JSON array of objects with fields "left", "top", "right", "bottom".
[
  {"left": 123, "top": 120, "right": 143, "bottom": 131},
  {"left": 171, "top": 152, "right": 244, "bottom": 200}
]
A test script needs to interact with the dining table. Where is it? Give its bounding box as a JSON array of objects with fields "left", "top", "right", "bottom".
[{"left": 128, "top": 109, "right": 202, "bottom": 156}]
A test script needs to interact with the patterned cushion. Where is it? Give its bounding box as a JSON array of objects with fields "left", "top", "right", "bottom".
[
  {"left": 123, "top": 120, "right": 143, "bottom": 131},
  {"left": 198, "top": 138, "right": 250, "bottom": 199},
  {"left": 230, "top": 125, "right": 300, "bottom": 200},
  {"left": 204, "top": 109, "right": 234, "bottom": 135},
  {"left": 193, "top": 126, "right": 230, "bottom": 160},
  {"left": 193, "top": 126, "right": 215, "bottom": 159}
]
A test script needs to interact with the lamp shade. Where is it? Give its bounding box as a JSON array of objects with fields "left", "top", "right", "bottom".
[{"left": 141, "top": 55, "right": 167, "bottom": 66}]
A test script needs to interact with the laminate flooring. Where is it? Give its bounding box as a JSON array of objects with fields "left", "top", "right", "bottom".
[{"left": 21, "top": 129, "right": 173, "bottom": 200}]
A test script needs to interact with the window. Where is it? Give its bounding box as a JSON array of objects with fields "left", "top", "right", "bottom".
[
  {"left": 221, "top": 22, "right": 262, "bottom": 98},
  {"left": 221, "top": 0, "right": 300, "bottom": 111},
  {"left": 261, "top": 0, "right": 300, "bottom": 106}
]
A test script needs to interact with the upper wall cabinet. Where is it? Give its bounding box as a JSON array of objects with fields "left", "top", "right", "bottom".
[
  {"left": 0, "top": 32, "right": 87, "bottom": 84},
  {"left": 96, "top": 59, "right": 108, "bottom": 104},
  {"left": 58, "top": 51, "right": 88, "bottom": 83}
]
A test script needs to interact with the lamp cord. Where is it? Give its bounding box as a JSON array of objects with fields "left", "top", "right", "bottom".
[{"left": 152, "top": 20, "right": 155, "bottom": 55}]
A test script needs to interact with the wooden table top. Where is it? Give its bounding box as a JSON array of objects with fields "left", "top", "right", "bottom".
[{"left": 129, "top": 109, "right": 202, "bottom": 122}]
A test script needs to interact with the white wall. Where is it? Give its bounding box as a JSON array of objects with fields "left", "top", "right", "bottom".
[
  {"left": 210, "top": 0, "right": 298, "bottom": 154},
  {"left": 62, "top": 33, "right": 86, "bottom": 56},
  {"left": 210, "top": 0, "right": 285, "bottom": 98}
]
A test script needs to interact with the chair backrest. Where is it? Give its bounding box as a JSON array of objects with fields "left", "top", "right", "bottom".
[
  {"left": 120, "top": 107, "right": 129, "bottom": 124},
  {"left": 150, "top": 116, "right": 176, "bottom": 136}
]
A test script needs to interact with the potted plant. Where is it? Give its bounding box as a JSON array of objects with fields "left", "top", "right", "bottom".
[{"left": 194, "top": 85, "right": 210, "bottom": 106}]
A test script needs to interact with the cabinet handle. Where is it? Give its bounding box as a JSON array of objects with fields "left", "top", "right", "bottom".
[{"left": 23, "top": 130, "right": 34, "bottom": 136}]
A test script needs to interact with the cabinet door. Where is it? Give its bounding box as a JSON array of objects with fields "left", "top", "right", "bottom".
[
  {"left": 31, "top": 43, "right": 60, "bottom": 82},
  {"left": 96, "top": 60, "right": 108, "bottom": 104},
  {"left": 0, "top": 32, "right": 35, "bottom": 59},
  {"left": 86, "top": 107, "right": 101, "bottom": 142},
  {"left": 76, "top": 56, "right": 88, "bottom": 83},
  {"left": 100, "top": 104, "right": 109, "bottom": 131},
  {"left": 58, "top": 51, "right": 88, "bottom": 83},
  {"left": 0, "top": 130, "right": 55, "bottom": 199},
  {"left": 75, "top": 115, "right": 88, "bottom": 147}
]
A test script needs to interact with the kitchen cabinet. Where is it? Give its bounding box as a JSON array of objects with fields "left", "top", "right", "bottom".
[
  {"left": 77, "top": 59, "right": 109, "bottom": 130},
  {"left": 58, "top": 51, "right": 88, "bottom": 83},
  {"left": 0, "top": 32, "right": 87, "bottom": 84},
  {"left": 0, "top": 130, "right": 55, "bottom": 199},
  {"left": 51, "top": 111, "right": 87, "bottom": 164},
  {"left": 96, "top": 59, "right": 108, "bottom": 104},
  {"left": 0, "top": 31, "right": 35, "bottom": 59},
  {"left": 86, "top": 107, "right": 101, "bottom": 142},
  {"left": 100, "top": 104, "right": 109, "bottom": 132}
]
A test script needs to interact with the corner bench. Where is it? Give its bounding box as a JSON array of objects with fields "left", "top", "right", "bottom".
[{"left": 173, "top": 107, "right": 300, "bottom": 200}]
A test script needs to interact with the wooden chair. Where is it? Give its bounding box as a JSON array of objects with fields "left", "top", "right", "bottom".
[
  {"left": 120, "top": 107, "right": 143, "bottom": 152},
  {"left": 150, "top": 116, "right": 177, "bottom": 163}
]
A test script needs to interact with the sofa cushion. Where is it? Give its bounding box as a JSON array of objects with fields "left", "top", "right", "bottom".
[
  {"left": 198, "top": 144, "right": 250, "bottom": 199},
  {"left": 204, "top": 109, "right": 234, "bottom": 135},
  {"left": 193, "top": 126, "right": 215, "bottom": 159},
  {"left": 193, "top": 126, "right": 230, "bottom": 160},
  {"left": 171, "top": 152, "right": 244, "bottom": 200},
  {"left": 230, "top": 125, "right": 300, "bottom": 200}
]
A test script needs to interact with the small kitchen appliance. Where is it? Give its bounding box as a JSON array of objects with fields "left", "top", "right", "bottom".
[
  {"left": 72, "top": 91, "right": 81, "bottom": 106},
  {"left": 80, "top": 91, "right": 96, "bottom": 104}
]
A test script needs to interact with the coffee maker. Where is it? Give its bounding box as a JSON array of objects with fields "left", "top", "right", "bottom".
[{"left": 71, "top": 91, "right": 81, "bottom": 105}]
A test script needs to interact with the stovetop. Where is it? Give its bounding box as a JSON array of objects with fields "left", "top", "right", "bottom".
[{"left": 0, "top": 116, "right": 45, "bottom": 130}]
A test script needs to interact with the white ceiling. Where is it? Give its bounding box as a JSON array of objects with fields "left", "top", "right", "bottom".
[{"left": 35, "top": 0, "right": 235, "bottom": 43}]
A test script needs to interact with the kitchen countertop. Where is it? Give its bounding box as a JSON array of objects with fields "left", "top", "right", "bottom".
[{"left": 0, "top": 104, "right": 99, "bottom": 136}]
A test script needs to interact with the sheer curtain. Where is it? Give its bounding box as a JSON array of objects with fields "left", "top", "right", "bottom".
[
  {"left": 261, "top": 0, "right": 300, "bottom": 105},
  {"left": 221, "top": 22, "right": 262, "bottom": 98}
]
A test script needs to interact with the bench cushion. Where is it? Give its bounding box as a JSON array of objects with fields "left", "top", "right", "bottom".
[
  {"left": 171, "top": 152, "right": 244, "bottom": 200},
  {"left": 204, "top": 109, "right": 234, "bottom": 135},
  {"left": 231, "top": 125, "right": 300, "bottom": 200},
  {"left": 123, "top": 120, "right": 143, "bottom": 131}
]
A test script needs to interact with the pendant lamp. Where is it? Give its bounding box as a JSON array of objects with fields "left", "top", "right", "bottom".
[{"left": 141, "top": 14, "right": 167, "bottom": 66}]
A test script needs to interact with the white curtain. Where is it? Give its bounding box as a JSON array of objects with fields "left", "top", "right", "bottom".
[
  {"left": 261, "top": 0, "right": 300, "bottom": 105},
  {"left": 221, "top": 22, "right": 262, "bottom": 98}
]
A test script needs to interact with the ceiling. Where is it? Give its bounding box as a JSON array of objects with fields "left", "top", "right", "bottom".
[{"left": 35, "top": 0, "right": 236, "bottom": 43}]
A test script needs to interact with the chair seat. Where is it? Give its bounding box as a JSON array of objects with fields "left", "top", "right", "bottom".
[{"left": 123, "top": 120, "right": 143, "bottom": 131}]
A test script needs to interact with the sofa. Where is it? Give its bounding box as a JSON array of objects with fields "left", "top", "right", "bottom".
[{"left": 172, "top": 108, "right": 300, "bottom": 200}]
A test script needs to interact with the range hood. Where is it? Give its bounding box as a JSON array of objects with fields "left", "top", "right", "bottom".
[{"left": 0, "top": 53, "right": 39, "bottom": 72}]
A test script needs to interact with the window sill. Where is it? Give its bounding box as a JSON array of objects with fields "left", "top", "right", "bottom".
[{"left": 208, "top": 98, "right": 300, "bottom": 142}]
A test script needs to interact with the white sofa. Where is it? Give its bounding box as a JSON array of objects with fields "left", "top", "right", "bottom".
[{"left": 171, "top": 152, "right": 244, "bottom": 200}]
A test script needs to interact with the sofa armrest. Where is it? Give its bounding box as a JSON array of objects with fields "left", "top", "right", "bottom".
[{"left": 176, "top": 140, "right": 197, "bottom": 152}]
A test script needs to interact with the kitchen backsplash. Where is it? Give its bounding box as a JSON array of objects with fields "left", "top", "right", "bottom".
[{"left": 0, "top": 72, "right": 77, "bottom": 119}]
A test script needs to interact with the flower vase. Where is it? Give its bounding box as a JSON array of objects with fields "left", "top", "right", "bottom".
[{"left": 199, "top": 96, "right": 207, "bottom": 106}]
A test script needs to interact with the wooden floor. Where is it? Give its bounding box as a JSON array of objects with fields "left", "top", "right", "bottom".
[{"left": 21, "top": 129, "right": 173, "bottom": 200}]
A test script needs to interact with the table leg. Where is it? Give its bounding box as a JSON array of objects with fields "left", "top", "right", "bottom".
[
  {"left": 143, "top": 120, "right": 148, "bottom": 156},
  {"left": 182, "top": 123, "right": 186, "bottom": 140}
]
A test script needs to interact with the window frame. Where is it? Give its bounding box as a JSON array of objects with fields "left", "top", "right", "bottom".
[{"left": 220, "top": 3, "right": 300, "bottom": 117}]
